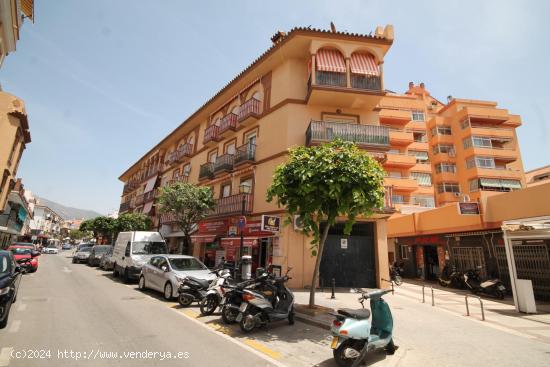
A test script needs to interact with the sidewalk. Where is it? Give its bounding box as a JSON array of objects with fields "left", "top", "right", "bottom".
[{"left": 293, "top": 282, "right": 550, "bottom": 344}]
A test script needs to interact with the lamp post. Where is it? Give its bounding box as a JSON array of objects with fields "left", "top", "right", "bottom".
[{"left": 237, "top": 181, "right": 252, "bottom": 279}]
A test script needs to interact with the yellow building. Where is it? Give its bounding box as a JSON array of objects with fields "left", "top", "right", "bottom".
[{"left": 0, "top": 0, "right": 34, "bottom": 68}]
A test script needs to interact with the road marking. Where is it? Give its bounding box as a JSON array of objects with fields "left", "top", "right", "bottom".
[
  {"left": 0, "top": 347, "right": 13, "bottom": 367},
  {"left": 243, "top": 339, "right": 282, "bottom": 360},
  {"left": 62, "top": 267, "right": 72, "bottom": 273},
  {"left": 17, "top": 304, "right": 27, "bottom": 312},
  {"left": 8, "top": 320, "right": 21, "bottom": 333},
  {"left": 182, "top": 309, "right": 199, "bottom": 318}
]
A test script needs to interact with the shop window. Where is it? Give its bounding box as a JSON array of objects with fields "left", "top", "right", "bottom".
[{"left": 400, "top": 245, "right": 408, "bottom": 260}]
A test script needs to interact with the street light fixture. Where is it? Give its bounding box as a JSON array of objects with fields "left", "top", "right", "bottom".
[{"left": 237, "top": 181, "right": 252, "bottom": 279}]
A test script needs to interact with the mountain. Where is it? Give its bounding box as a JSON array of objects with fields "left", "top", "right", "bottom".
[{"left": 36, "top": 197, "right": 103, "bottom": 220}]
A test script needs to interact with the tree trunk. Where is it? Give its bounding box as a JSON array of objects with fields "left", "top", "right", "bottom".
[
  {"left": 309, "top": 222, "right": 331, "bottom": 308},
  {"left": 183, "top": 233, "right": 192, "bottom": 255}
]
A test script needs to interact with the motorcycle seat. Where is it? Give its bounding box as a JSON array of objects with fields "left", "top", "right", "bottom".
[
  {"left": 337, "top": 308, "right": 371, "bottom": 320},
  {"left": 185, "top": 276, "right": 210, "bottom": 289}
]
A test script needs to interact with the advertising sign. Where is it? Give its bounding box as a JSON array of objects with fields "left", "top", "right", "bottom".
[
  {"left": 457, "top": 202, "right": 480, "bottom": 215},
  {"left": 261, "top": 215, "right": 281, "bottom": 232},
  {"left": 341, "top": 238, "right": 348, "bottom": 249}
]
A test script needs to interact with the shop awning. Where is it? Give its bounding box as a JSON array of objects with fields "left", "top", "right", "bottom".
[
  {"left": 350, "top": 53, "right": 379, "bottom": 76},
  {"left": 479, "top": 178, "right": 502, "bottom": 188},
  {"left": 191, "top": 235, "right": 216, "bottom": 244},
  {"left": 500, "top": 179, "right": 522, "bottom": 189},
  {"left": 142, "top": 201, "right": 153, "bottom": 214},
  {"left": 221, "top": 237, "right": 261, "bottom": 248},
  {"left": 143, "top": 176, "right": 157, "bottom": 193},
  {"left": 316, "top": 48, "right": 346, "bottom": 73}
]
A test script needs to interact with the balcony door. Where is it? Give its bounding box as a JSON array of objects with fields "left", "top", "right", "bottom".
[
  {"left": 208, "top": 151, "right": 217, "bottom": 164},
  {"left": 226, "top": 142, "right": 236, "bottom": 155}
]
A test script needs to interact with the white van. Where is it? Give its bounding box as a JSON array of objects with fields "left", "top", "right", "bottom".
[{"left": 112, "top": 231, "right": 168, "bottom": 282}]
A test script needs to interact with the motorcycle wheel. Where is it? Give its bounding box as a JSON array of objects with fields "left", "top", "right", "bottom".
[
  {"left": 333, "top": 339, "right": 365, "bottom": 367},
  {"left": 393, "top": 275, "right": 403, "bottom": 286},
  {"left": 200, "top": 295, "right": 219, "bottom": 316},
  {"left": 239, "top": 312, "right": 256, "bottom": 333},
  {"left": 496, "top": 290, "right": 505, "bottom": 300},
  {"left": 178, "top": 293, "right": 194, "bottom": 307},
  {"left": 438, "top": 279, "right": 448, "bottom": 287},
  {"left": 221, "top": 306, "right": 238, "bottom": 324},
  {"left": 288, "top": 306, "right": 295, "bottom": 325}
]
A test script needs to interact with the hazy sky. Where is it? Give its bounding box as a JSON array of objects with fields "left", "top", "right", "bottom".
[{"left": 1, "top": 0, "right": 549, "bottom": 214}]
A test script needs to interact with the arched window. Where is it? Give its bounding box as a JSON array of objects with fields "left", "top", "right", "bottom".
[
  {"left": 252, "top": 91, "right": 261, "bottom": 101},
  {"left": 350, "top": 51, "right": 381, "bottom": 90},
  {"left": 315, "top": 48, "right": 346, "bottom": 87}
]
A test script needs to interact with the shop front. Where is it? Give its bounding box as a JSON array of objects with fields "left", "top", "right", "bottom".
[{"left": 396, "top": 235, "right": 447, "bottom": 280}]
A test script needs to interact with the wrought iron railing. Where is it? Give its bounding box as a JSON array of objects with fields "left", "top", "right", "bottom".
[
  {"left": 219, "top": 113, "right": 238, "bottom": 133},
  {"left": 234, "top": 143, "right": 256, "bottom": 166},
  {"left": 199, "top": 162, "right": 214, "bottom": 180},
  {"left": 119, "top": 202, "right": 130, "bottom": 213},
  {"left": 315, "top": 70, "right": 346, "bottom": 87},
  {"left": 213, "top": 154, "right": 235, "bottom": 174},
  {"left": 204, "top": 125, "right": 220, "bottom": 144},
  {"left": 351, "top": 74, "right": 382, "bottom": 91},
  {"left": 209, "top": 193, "right": 253, "bottom": 217},
  {"left": 238, "top": 98, "right": 261, "bottom": 121},
  {"left": 306, "top": 120, "right": 389, "bottom": 147}
]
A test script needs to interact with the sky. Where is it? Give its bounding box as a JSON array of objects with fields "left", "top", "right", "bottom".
[{"left": 1, "top": 0, "right": 549, "bottom": 215}]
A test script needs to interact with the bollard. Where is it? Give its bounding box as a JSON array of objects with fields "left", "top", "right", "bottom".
[
  {"left": 331, "top": 278, "right": 336, "bottom": 299},
  {"left": 422, "top": 285, "right": 426, "bottom": 303},
  {"left": 465, "top": 295, "right": 485, "bottom": 321},
  {"left": 431, "top": 287, "right": 435, "bottom": 306}
]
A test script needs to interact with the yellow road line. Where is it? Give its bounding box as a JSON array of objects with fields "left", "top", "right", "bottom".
[
  {"left": 182, "top": 309, "right": 199, "bottom": 318},
  {"left": 243, "top": 339, "right": 282, "bottom": 360}
]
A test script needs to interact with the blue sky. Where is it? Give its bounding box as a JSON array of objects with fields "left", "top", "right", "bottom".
[{"left": 1, "top": 0, "right": 549, "bottom": 214}]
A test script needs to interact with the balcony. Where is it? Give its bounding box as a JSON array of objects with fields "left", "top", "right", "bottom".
[
  {"left": 168, "top": 175, "right": 189, "bottom": 186},
  {"left": 142, "top": 165, "right": 161, "bottom": 182},
  {"left": 383, "top": 152, "right": 417, "bottom": 168},
  {"left": 219, "top": 113, "right": 238, "bottom": 135},
  {"left": 234, "top": 143, "right": 256, "bottom": 167},
  {"left": 384, "top": 176, "right": 419, "bottom": 192},
  {"left": 466, "top": 167, "right": 524, "bottom": 180},
  {"left": 238, "top": 98, "right": 261, "bottom": 126},
  {"left": 306, "top": 120, "right": 390, "bottom": 150},
  {"left": 135, "top": 194, "right": 144, "bottom": 206},
  {"left": 119, "top": 202, "right": 130, "bottom": 213},
  {"left": 173, "top": 143, "right": 193, "bottom": 163},
  {"left": 462, "top": 106, "right": 509, "bottom": 124},
  {"left": 351, "top": 74, "right": 382, "bottom": 91},
  {"left": 466, "top": 146, "right": 518, "bottom": 162},
  {"left": 160, "top": 213, "right": 178, "bottom": 225},
  {"left": 209, "top": 193, "right": 253, "bottom": 217},
  {"left": 203, "top": 125, "right": 221, "bottom": 146},
  {"left": 143, "top": 190, "right": 156, "bottom": 202},
  {"left": 466, "top": 125, "right": 515, "bottom": 140},
  {"left": 433, "top": 171, "right": 458, "bottom": 182},
  {"left": 388, "top": 129, "right": 414, "bottom": 146},
  {"left": 316, "top": 71, "right": 346, "bottom": 87},
  {"left": 199, "top": 163, "right": 214, "bottom": 180},
  {"left": 213, "top": 154, "right": 235, "bottom": 176},
  {"left": 378, "top": 109, "right": 411, "bottom": 126}
]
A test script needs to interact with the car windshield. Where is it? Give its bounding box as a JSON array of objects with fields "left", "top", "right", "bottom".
[
  {"left": 10, "top": 247, "right": 32, "bottom": 255},
  {"left": 169, "top": 258, "right": 207, "bottom": 271},
  {"left": 132, "top": 241, "right": 167, "bottom": 255},
  {"left": 94, "top": 246, "right": 111, "bottom": 254},
  {"left": 0, "top": 254, "right": 10, "bottom": 273},
  {"left": 79, "top": 247, "right": 92, "bottom": 253}
]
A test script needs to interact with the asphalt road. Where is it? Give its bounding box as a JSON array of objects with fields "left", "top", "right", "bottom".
[{"left": 0, "top": 253, "right": 277, "bottom": 367}]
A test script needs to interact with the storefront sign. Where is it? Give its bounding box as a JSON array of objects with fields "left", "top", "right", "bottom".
[
  {"left": 198, "top": 220, "right": 229, "bottom": 234},
  {"left": 340, "top": 238, "right": 348, "bottom": 249},
  {"left": 261, "top": 215, "right": 281, "bottom": 232},
  {"left": 457, "top": 202, "right": 480, "bottom": 215},
  {"left": 242, "top": 221, "right": 275, "bottom": 237},
  {"left": 221, "top": 238, "right": 259, "bottom": 248}
]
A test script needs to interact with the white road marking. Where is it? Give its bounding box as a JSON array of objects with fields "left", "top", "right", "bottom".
[
  {"left": 62, "top": 267, "right": 72, "bottom": 273},
  {"left": 17, "top": 304, "right": 27, "bottom": 312},
  {"left": 8, "top": 320, "right": 21, "bottom": 333},
  {"left": 0, "top": 347, "right": 13, "bottom": 367}
]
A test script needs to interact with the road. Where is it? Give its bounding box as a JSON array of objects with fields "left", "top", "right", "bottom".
[{"left": 0, "top": 253, "right": 278, "bottom": 367}]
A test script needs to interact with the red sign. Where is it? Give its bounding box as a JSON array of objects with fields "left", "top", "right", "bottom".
[
  {"left": 221, "top": 238, "right": 259, "bottom": 248},
  {"left": 242, "top": 221, "right": 275, "bottom": 237},
  {"left": 198, "top": 220, "right": 229, "bottom": 234}
]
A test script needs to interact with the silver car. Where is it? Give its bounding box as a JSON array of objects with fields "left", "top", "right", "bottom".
[
  {"left": 72, "top": 246, "right": 92, "bottom": 264},
  {"left": 138, "top": 255, "right": 214, "bottom": 300}
]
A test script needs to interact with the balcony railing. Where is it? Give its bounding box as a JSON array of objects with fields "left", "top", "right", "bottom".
[
  {"left": 135, "top": 195, "right": 144, "bottom": 206},
  {"left": 238, "top": 98, "right": 261, "bottom": 121},
  {"left": 199, "top": 163, "right": 214, "bottom": 180},
  {"left": 143, "top": 190, "right": 156, "bottom": 202},
  {"left": 219, "top": 113, "right": 238, "bottom": 134},
  {"left": 306, "top": 120, "right": 390, "bottom": 148},
  {"left": 213, "top": 153, "right": 235, "bottom": 174},
  {"left": 316, "top": 71, "right": 346, "bottom": 87},
  {"left": 234, "top": 143, "right": 256, "bottom": 166},
  {"left": 209, "top": 193, "right": 253, "bottom": 217},
  {"left": 119, "top": 202, "right": 130, "bottom": 213},
  {"left": 167, "top": 175, "right": 189, "bottom": 186},
  {"left": 143, "top": 165, "right": 161, "bottom": 181},
  {"left": 204, "top": 125, "right": 220, "bottom": 144},
  {"left": 160, "top": 213, "right": 178, "bottom": 225},
  {"left": 351, "top": 74, "right": 382, "bottom": 91},
  {"left": 169, "top": 143, "right": 193, "bottom": 164}
]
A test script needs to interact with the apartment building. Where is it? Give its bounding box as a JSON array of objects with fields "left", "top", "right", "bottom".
[
  {"left": 0, "top": 0, "right": 34, "bottom": 68},
  {"left": 525, "top": 165, "right": 550, "bottom": 187},
  {"left": 0, "top": 178, "right": 32, "bottom": 248},
  {"left": 29, "top": 204, "right": 63, "bottom": 243}
]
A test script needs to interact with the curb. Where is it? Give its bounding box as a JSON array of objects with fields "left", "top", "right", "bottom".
[{"left": 295, "top": 312, "right": 331, "bottom": 330}]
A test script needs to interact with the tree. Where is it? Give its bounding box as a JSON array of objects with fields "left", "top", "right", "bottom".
[
  {"left": 114, "top": 213, "right": 152, "bottom": 236},
  {"left": 157, "top": 182, "right": 216, "bottom": 254},
  {"left": 69, "top": 229, "right": 90, "bottom": 240},
  {"left": 80, "top": 216, "right": 115, "bottom": 244},
  {"left": 267, "top": 139, "right": 385, "bottom": 307}
]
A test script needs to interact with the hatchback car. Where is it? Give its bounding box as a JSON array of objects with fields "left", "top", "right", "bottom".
[
  {"left": 87, "top": 245, "right": 112, "bottom": 267},
  {"left": 7, "top": 246, "right": 39, "bottom": 272},
  {"left": 99, "top": 247, "right": 114, "bottom": 270},
  {"left": 72, "top": 246, "right": 92, "bottom": 264},
  {"left": 0, "top": 250, "right": 22, "bottom": 328},
  {"left": 42, "top": 245, "right": 59, "bottom": 254},
  {"left": 139, "top": 255, "right": 214, "bottom": 300},
  {"left": 62, "top": 243, "right": 72, "bottom": 250}
]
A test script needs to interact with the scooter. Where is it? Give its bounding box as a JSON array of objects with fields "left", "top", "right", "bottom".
[
  {"left": 463, "top": 268, "right": 506, "bottom": 299},
  {"left": 389, "top": 264, "right": 403, "bottom": 286},
  {"left": 330, "top": 289, "right": 396, "bottom": 367},
  {"left": 199, "top": 268, "right": 233, "bottom": 316},
  {"left": 219, "top": 278, "right": 258, "bottom": 324},
  {"left": 438, "top": 265, "right": 464, "bottom": 289},
  {"left": 236, "top": 268, "right": 295, "bottom": 332}
]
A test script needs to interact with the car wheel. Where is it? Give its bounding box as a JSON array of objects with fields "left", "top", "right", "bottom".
[
  {"left": 164, "top": 283, "right": 173, "bottom": 301},
  {"left": 113, "top": 264, "right": 119, "bottom": 277},
  {"left": 138, "top": 276, "right": 146, "bottom": 291},
  {"left": 123, "top": 268, "right": 130, "bottom": 284}
]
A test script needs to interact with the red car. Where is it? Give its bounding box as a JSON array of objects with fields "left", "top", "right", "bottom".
[{"left": 8, "top": 245, "right": 39, "bottom": 273}]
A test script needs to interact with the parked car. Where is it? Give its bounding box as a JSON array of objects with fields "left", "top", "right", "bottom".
[
  {"left": 88, "top": 245, "right": 112, "bottom": 267},
  {"left": 112, "top": 231, "right": 168, "bottom": 283},
  {"left": 62, "top": 243, "right": 72, "bottom": 250},
  {"left": 99, "top": 247, "right": 114, "bottom": 270},
  {"left": 139, "top": 255, "right": 214, "bottom": 300},
  {"left": 0, "top": 250, "right": 22, "bottom": 328},
  {"left": 72, "top": 246, "right": 92, "bottom": 264},
  {"left": 73, "top": 243, "right": 94, "bottom": 256},
  {"left": 12, "top": 242, "right": 37, "bottom": 251},
  {"left": 7, "top": 245, "right": 40, "bottom": 272},
  {"left": 42, "top": 245, "right": 59, "bottom": 254}
]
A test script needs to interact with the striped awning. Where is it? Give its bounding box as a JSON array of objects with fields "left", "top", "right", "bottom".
[
  {"left": 142, "top": 201, "right": 153, "bottom": 214},
  {"left": 316, "top": 49, "right": 346, "bottom": 73},
  {"left": 350, "top": 53, "right": 379, "bottom": 76}
]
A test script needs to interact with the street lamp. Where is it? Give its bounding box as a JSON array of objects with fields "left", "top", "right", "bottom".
[{"left": 237, "top": 181, "right": 252, "bottom": 279}]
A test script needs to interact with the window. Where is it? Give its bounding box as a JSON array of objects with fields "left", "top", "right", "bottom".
[
  {"left": 388, "top": 171, "right": 402, "bottom": 178},
  {"left": 225, "top": 142, "right": 236, "bottom": 155},
  {"left": 172, "top": 169, "right": 180, "bottom": 179},
  {"left": 460, "top": 118, "right": 471, "bottom": 130},
  {"left": 435, "top": 163, "right": 456, "bottom": 173},
  {"left": 470, "top": 178, "right": 522, "bottom": 192},
  {"left": 182, "top": 164, "right": 191, "bottom": 177},
  {"left": 208, "top": 151, "right": 217, "bottom": 163},
  {"left": 400, "top": 245, "right": 408, "bottom": 260},
  {"left": 412, "top": 110, "right": 425, "bottom": 121},
  {"left": 431, "top": 126, "right": 452, "bottom": 136},
  {"left": 240, "top": 178, "right": 253, "bottom": 193},
  {"left": 413, "top": 131, "right": 427, "bottom": 142},
  {"left": 245, "top": 130, "right": 257, "bottom": 146},
  {"left": 433, "top": 144, "right": 455, "bottom": 155},
  {"left": 412, "top": 196, "right": 435, "bottom": 207},
  {"left": 437, "top": 182, "right": 460, "bottom": 193},
  {"left": 410, "top": 172, "right": 432, "bottom": 186},
  {"left": 392, "top": 195, "right": 405, "bottom": 204},
  {"left": 0, "top": 170, "right": 9, "bottom": 195},
  {"left": 465, "top": 136, "right": 492, "bottom": 148},
  {"left": 7, "top": 131, "right": 21, "bottom": 166},
  {"left": 322, "top": 113, "right": 358, "bottom": 124},
  {"left": 408, "top": 150, "right": 429, "bottom": 163},
  {"left": 221, "top": 184, "right": 231, "bottom": 198}
]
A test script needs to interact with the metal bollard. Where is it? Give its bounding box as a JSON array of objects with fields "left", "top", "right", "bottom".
[
  {"left": 431, "top": 287, "right": 435, "bottom": 306},
  {"left": 422, "top": 285, "right": 426, "bottom": 303},
  {"left": 331, "top": 278, "right": 336, "bottom": 299},
  {"left": 465, "top": 295, "right": 485, "bottom": 321}
]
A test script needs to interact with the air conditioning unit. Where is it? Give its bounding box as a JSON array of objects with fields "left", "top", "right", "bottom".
[
  {"left": 293, "top": 215, "right": 304, "bottom": 231},
  {"left": 454, "top": 192, "right": 461, "bottom": 197}
]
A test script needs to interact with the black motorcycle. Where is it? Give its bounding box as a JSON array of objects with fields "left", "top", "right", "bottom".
[
  {"left": 438, "top": 265, "right": 464, "bottom": 289},
  {"left": 464, "top": 268, "right": 506, "bottom": 299},
  {"left": 390, "top": 263, "right": 404, "bottom": 286}
]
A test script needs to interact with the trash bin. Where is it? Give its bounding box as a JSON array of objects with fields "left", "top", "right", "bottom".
[{"left": 241, "top": 255, "right": 252, "bottom": 280}]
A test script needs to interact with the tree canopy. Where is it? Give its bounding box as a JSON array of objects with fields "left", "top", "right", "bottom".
[
  {"left": 114, "top": 213, "right": 152, "bottom": 234},
  {"left": 267, "top": 139, "right": 385, "bottom": 306}
]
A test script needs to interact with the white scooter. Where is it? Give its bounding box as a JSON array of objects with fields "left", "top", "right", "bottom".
[{"left": 199, "top": 268, "right": 233, "bottom": 316}]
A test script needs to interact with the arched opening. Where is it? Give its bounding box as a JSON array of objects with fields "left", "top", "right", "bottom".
[
  {"left": 315, "top": 47, "right": 346, "bottom": 87},
  {"left": 350, "top": 51, "right": 381, "bottom": 91}
]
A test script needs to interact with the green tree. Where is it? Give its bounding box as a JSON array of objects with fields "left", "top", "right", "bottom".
[
  {"left": 114, "top": 213, "right": 152, "bottom": 236},
  {"left": 157, "top": 182, "right": 216, "bottom": 254},
  {"left": 69, "top": 229, "right": 90, "bottom": 240},
  {"left": 80, "top": 216, "right": 116, "bottom": 243},
  {"left": 267, "top": 139, "right": 385, "bottom": 307}
]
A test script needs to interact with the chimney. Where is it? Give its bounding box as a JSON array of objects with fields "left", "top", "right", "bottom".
[
  {"left": 420, "top": 82, "right": 425, "bottom": 89},
  {"left": 447, "top": 95, "right": 453, "bottom": 103},
  {"left": 270, "top": 31, "right": 286, "bottom": 44}
]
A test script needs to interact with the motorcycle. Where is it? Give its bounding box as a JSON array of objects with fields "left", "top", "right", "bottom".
[
  {"left": 463, "top": 268, "right": 506, "bottom": 299},
  {"left": 389, "top": 264, "right": 403, "bottom": 286},
  {"left": 218, "top": 278, "right": 258, "bottom": 324},
  {"left": 199, "top": 268, "right": 233, "bottom": 316},
  {"left": 177, "top": 267, "right": 226, "bottom": 307},
  {"left": 330, "top": 289, "right": 396, "bottom": 367},
  {"left": 16, "top": 258, "right": 34, "bottom": 274},
  {"left": 236, "top": 268, "right": 295, "bottom": 333},
  {"left": 438, "top": 265, "right": 464, "bottom": 289}
]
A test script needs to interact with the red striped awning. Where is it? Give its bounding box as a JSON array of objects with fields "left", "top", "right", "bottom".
[
  {"left": 350, "top": 53, "right": 379, "bottom": 76},
  {"left": 316, "top": 49, "right": 346, "bottom": 73}
]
